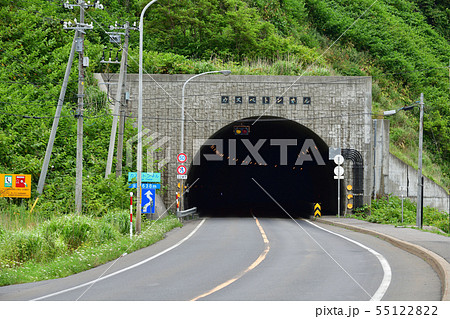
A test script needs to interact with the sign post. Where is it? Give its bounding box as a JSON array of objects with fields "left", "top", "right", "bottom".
[
  {"left": 130, "top": 192, "right": 133, "bottom": 239},
  {"left": 334, "top": 155, "right": 344, "bottom": 218},
  {"left": 177, "top": 153, "right": 188, "bottom": 211}
]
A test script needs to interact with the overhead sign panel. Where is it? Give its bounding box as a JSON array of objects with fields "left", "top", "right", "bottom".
[{"left": 0, "top": 174, "right": 31, "bottom": 198}]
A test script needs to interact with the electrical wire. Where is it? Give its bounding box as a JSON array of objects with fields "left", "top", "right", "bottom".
[{"left": 3, "top": 2, "right": 449, "bottom": 128}]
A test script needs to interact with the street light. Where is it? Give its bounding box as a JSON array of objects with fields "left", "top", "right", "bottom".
[
  {"left": 382, "top": 105, "right": 416, "bottom": 116},
  {"left": 137, "top": 0, "right": 158, "bottom": 234},
  {"left": 383, "top": 93, "right": 424, "bottom": 228},
  {"left": 179, "top": 70, "right": 231, "bottom": 211}
]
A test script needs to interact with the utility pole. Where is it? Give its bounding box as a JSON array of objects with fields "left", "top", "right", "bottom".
[
  {"left": 116, "top": 92, "right": 129, "bottom": 177},
  {"left": 38, "top": 1, "right": 103, "bottom": 203},
  {"left": 416, "top": 93, "right": 424, "bottom": 228},
  {"left": 63, "top": 1, "right": 103, "bottom": 214},
  {"left": 105, "top": 21, "right": 136, "bottom": 178},
  {"left": 75, "top": 5, "right": 86, "bottom": 215},
  {"left": 37, "top": 34, "right": 77, "bottom": 196}
]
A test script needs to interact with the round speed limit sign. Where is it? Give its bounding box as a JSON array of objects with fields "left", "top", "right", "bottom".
[{"left": 177, "top": 153, "right": 187, "bottom": 163}]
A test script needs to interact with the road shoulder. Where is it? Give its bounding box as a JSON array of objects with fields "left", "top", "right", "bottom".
[{"left": 313, "top": 217, "right": 450, "bottom": 301}]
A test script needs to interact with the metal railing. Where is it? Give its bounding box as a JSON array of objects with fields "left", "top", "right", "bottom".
[{"left": 176, "top": 207, "right": 198, "bottom": 220}]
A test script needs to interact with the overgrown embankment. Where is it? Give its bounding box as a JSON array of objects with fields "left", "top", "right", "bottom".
[
  {"left": 0, "top": 208, "right": 182, "bottom": 286},
  {"left": 353, "top": 196, "right": 449, "bottom": 235}
]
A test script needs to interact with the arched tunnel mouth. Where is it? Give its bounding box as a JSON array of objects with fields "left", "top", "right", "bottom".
[{"left": 185, "top": 116, "right": 339, "bottom": 218}]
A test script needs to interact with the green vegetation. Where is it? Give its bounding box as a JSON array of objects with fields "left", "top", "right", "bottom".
[
  {"left": 302, "top": 0, "right": 450, "bottom": 188},
  {"left": 353, "top": 196, "right": 449, "bottom": 235},
  {"left": 0, "top": 210, "right": 182, "bottom": 286},
  {"left": 1, "top": 0, "right": 449, "bottom": 191},
  {"left": 1, "top": 0, "right": 449, "bottom": 282}
]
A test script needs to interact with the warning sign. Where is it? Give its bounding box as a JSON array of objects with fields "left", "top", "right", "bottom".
[
  {"left": 314, "top": 203, "right": 321, "bottom": 217},
  {"left": 0, "top": 174, "right": 31, "bottom": 198}
]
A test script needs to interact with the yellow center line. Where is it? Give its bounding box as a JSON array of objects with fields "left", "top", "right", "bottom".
[{"left": 190, "top": 216, "right": 270, "bottom": 301}]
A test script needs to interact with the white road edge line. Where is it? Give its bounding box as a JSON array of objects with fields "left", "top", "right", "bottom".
[
  {"left": 31, "top": 219, "right": 206, "bottom": 301},
  {"left": 305, "top": 220, "right": 392, "bottom": 301}
]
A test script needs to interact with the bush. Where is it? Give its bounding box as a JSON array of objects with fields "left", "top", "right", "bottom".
[
  {"left": 103, "top": 209, "right": 132, "bottom": 235},
  {"left": 354, "top": 196, "right": 449, "bottom": 234},
  {"left": 0, "top": 212, "right": 132, "bottom": 269},
  {"left": 97, "top": 221, "right": 120, "bottom": 243},
  {"left": 0, "top": 231, "right": 43, "bottom": 266},
  {"left": 41, "top": 214, "right": 125, "bottom": 250},
  {"left": 41, "top": 215, "right": 92, "bottom": 250}
]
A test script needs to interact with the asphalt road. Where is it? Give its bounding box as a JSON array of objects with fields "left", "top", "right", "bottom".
[{"left": 0, "top": 217, "right": 442, "bottom": 301}]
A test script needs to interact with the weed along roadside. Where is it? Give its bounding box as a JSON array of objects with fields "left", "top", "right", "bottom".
[
  {"left": 352, "top": 196, "right": 449, "bottom": 236},
  {"left": 0, "top": 211, "right": 182, "bottom": 286}
]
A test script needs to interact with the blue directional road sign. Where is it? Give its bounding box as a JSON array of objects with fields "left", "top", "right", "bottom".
[
  {"left": 128, "top": 172, "right": 161, "bottom": 183},
  {"left": 142, "top": 189, "right": 156, "bottom": 214},
  {"left": 128, "top": 183, "right": 161, "bottom": 190}
]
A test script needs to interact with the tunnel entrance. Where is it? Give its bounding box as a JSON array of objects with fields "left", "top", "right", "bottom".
[{"left": 185, "top": 116, "right": 338, "bottom": 218}]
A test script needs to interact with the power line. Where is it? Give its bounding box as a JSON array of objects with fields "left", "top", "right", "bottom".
[{"left": 0, "top": 109, "right": 111, "bottom": 120}]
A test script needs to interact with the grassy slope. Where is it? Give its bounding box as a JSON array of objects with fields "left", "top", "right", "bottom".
[
  {"left": 1, "top": 0, "right": 449, "bottom": 192},
  {"left": 0, "top": 212, "right": 182, "bottom": 286},
  {"left": 1, "top": 0, "right": 449, "bottom": 285}
]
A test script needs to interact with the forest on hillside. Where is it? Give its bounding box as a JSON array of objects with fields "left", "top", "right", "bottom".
[{"left": 0, "top": 0, "right": 449, "bottom": 213}]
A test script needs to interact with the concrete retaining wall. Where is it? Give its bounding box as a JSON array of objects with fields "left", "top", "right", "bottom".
[
  {"left": 373, "top": 119, "right": 449, "bottom": 213},
  {"left": 387, "top": 154, "right": 449, "bottom": 213}
]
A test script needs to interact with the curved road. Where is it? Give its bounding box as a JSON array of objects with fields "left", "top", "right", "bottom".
[{"left": 0, "top": 217, "right": 441, "bottom": 301}]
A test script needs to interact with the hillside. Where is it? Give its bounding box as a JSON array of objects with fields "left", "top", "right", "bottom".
[{"left": 0, "top": 0, "right": 449, "bottom": 214}]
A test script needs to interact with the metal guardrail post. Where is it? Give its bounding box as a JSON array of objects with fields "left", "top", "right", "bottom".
[{"left": 176, "top": 207, "right": 198, "bottom": 221}]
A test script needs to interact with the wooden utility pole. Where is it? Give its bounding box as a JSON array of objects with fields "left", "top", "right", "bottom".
[{"left": 75, "top": 5, "right": 85, "bottom": 214}]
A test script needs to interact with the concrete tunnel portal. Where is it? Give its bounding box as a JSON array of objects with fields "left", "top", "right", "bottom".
[{"left": 185, "top": 116, "right": 338, "bottom": 218}]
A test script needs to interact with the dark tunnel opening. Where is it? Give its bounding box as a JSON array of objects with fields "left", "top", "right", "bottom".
[{"left": 185, "top": 116, "right": 340, "bottom": 218}]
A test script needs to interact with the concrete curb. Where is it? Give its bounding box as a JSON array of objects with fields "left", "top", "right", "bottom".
[{"left": 313, "top": 218, "right": 450, "bottom": 301}]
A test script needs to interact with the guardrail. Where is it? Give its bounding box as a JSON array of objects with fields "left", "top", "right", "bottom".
[{"left": 176, "top": 207, "right": 198, "bottom": 220}]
